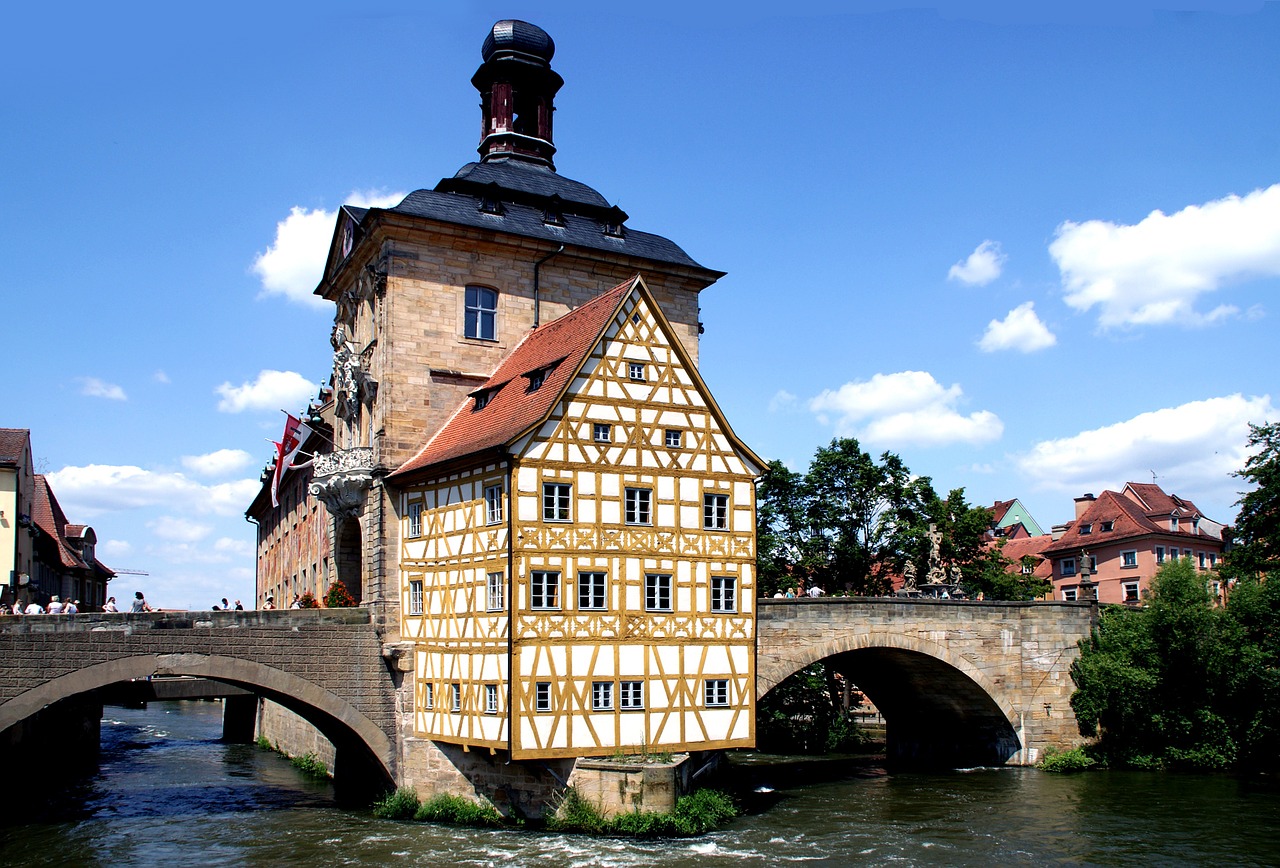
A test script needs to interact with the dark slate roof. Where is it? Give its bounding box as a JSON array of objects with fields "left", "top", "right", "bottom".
[
  {"left": 439, "top": 161, "right": 609, "bottom": 211},
  {"left": 373, "top": 159, "right": 717, "bottom": 274}
]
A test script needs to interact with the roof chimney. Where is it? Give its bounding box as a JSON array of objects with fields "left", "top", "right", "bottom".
[{"left": 1074, "top": 493, "right": 1096, "bottom": 522}]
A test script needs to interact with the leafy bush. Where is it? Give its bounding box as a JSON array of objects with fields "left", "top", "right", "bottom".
[
  {"left": 290, "top": 752, "right": 329, "bottom": 779},
  {"left": 415, "top": 793, "right": 504, "bottom": 828},
  {"left": 1037, "top": 747, "right": 1097, "bottom": 773},
  {"left": 324, "top": 581, "right": 357, "bottom": 608},
  {"left": 547, "top": 787, "right": 736, "bottom": 838},
  {"left": 297, "top": 591, "right": 319, "bottom": 609},
  {"left": 373, "top": 787, "right": 421, "bottom": 820},
  {"left": 254, "top": 735, "right": 274, "bottom": 750}
]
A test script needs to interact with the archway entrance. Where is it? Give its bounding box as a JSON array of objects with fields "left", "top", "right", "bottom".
[
  {"left": 334, "top": 518, "right": 363, "bottom": 604},
  {"left": 761, "top": 647, "right": 1020, "bottom": 769}
]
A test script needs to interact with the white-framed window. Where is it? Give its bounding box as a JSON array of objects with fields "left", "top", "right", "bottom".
[
  {"left": 645, "top": 574, "right": 672, "bottom": 612},
  {"left": 710, "top": 576, "right": 736, "bottom": 613},
  {"left": 665, "top": 429, "right": 682, "bottom": 449},
  {"left": 1209, "top": 553, "right": 1218, "bottom": 569},
  {"left": 423, "top": 683, "right": 434, "bottom": 709},
  {"left": 625, "top": 487, "right": 652, "bottom": 525},
  {"left": 620, "top": 681, "right": 644, "bottom": 710},
  {"left": 1060, "top": 558, "right": 1076, "bottom": 577},
  {"left": 543, "top": 483, "right": 571, "bottom": 522},
  {"left": 409, "top": 580, "right": 424, "bottom": 615},
  {"left": 1170, "top": 516, "right": 1179, "bottom": 531},
  {"left": 1121, "top": 550, "right": 1138, "bottom": 568},
  {"left": 1089, "top": 556, "right": 1097, "bottom": 572},
  {"left": 592, "top": 681, "right": 613, "bottom": 711},
  {"left": 628, "top": 361, "right": 646, "bottom": 382},
  {"left": 408, "top": 502, "right": 423, "bottom": 537},
  {"left": 1101, "top": 521, "right": 1114, "bottom": 532},
  {"left": 1079, "top": 523, "right": 1092, "bottom": 535},
  {"left": 485, "top": 483, "right": 504, "bottom": 525},
  {"left": 1123, "top": 581, "right": 1140, "bottom": 603},
  {"left": 578, "top": 571, "right": 607, "bottom": 610},
  {"left": 704, "top": 493, "right": 729, "bottom": 530},
  {"left": 1021, "top": 563, "right": 1033, "bottom": 575},
  {"left": 465, "top": 285, "right": 498, "bottom": 341},
  {"left": 1155, "top": 546, "right": 1166, "bottom": 564},
  {"left": 1062, "top": 588, "right": 1078, "bottom": 602},
  {"left": 535, "top": 682, "right": 551, "bottom": 712},
  {"left": 704, "top": 679, "right": 729, "bottom": 707},
  {"left": 531, "top": 571, "right": 560, "bottom": 609},
  {"left": 485, "top": 684, "right": 499, "bottom": 714},
  {"left": 593, "top": 423, "right": 611, "bottom": 443},
  {"left": 451, "top": 683, "right": 461, "bottom": 712},
  {"left": 487, "top": 571, "right": 505, "bottom": 611},
  {"left": 1198, "top": 551, "right": 1207, "bottom": 569}
]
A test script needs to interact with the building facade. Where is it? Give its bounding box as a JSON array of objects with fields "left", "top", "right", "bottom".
[
  {"left": 1042, "top": 483, "right": 1226, "bottom": 605},
  {"left": 390, "top": 277, "right": 762, "bottom": 758}
]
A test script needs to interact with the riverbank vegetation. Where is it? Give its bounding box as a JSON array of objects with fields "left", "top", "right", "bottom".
[
  {"left": 756, "top": 663, "right": 876, "bottom": 754},
  {"left": 371, "top": 786, "right": 738, "bottom": 837},
  {"left": 1070, "top": 423, "right": 1280, "bottom": 775}
]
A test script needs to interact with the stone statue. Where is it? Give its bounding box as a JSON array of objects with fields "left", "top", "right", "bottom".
[
  {"left": 928, "top": 523, "right": 942, "bottom": 565},
  {"left": 902, "top": 561, "right": 918, "bottom": 591},
  {"left": 949, "top": 564, "right": 962, "bottom": 586},
  {"left": 333, "top": 342, "right": 363, "bottom": 421},
  {"left": 1078, "top": 548, "right": 1091, "bottom": 578}
]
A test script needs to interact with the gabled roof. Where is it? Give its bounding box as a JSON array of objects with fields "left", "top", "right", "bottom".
[
  {"left": 390, "top": 275, "right": 764, "bottom": 482},
  {"left": 1121, "top": 481, "right": 1202, "bottom": 519},
  {"left": 989, "top": 499, "right": 1015, "bottom": 524},
  {"left": 31, "top": 475, "right": 89, "bottom": 570},
  {"left": 994, "top": 534, "right": 1055, "bottom": 579},
  {"left": 391, "top": 277, "right": 637, "bottom": 478},
  {"left": 0, "top": 428, "right": 30, "bottom": 467},
  {"left": 1042, "top": 487, "right": 1219, "bottom": 556}
]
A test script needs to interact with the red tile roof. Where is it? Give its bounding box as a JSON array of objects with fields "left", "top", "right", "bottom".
[
  {"left": 31, "top": 475, "right": 89, "bottom": 570},
  {"left": 1122, "top": 481, "right": 1202, "bottom": 518},
  {"left": 989, "top": 499, "right": 1014, "bottom": 524},
  {"left": 1042, "top": 485, "right": 1219, "bottom": 556},
  {"left": 0, "top": 428, "right": 30, "bottom": 467},
  {"left": 995, "top": 534, "right": 1055, "bottom": 579},
  {"left": 391, "top": 277, "right": 640, "bottom": 479}
]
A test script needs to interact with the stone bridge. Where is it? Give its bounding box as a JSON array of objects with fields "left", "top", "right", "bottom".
[
  {"left": 757, "top": 597, "right": 1096, "bottom": 767},
  {"left": 0, "top": 608, "right": 399, "bottom": 797}
]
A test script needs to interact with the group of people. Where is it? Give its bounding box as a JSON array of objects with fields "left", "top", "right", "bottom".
[
  {"left": 772, "top": 586, "right": 826, "bottom": 599},
  {"left": 7, "top": 590, "right": 155, "bottom": 614},
  {"left": 211, "top": 597, "right": 244, "bottom": 611}
]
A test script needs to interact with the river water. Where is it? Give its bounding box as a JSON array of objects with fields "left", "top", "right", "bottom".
[{"left": 5, "top": 701, "right": 1278, "bottom": 867}]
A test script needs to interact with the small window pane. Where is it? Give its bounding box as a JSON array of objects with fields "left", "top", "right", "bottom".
[
  {"left": 487, "top": 571, "right": 505, "bottom": 611},
  {"left": 620, "top": 681, "right": 644, "bottom": 710},
  {"left": 543, "top": 483, "right": 571, "bottom": 522},
  {"left": 485, "top": 684, "right": 499, "bottom": 714},
  {"left": 625, "top": 488, "right": 652, "bottom": 525},
  {"left": 665, "top": 429, "right": 682, "bottom": 448},
  {"left": 628, "top": 362, "right": 645, "bottom": 381},
  {"left": 711, "top": 576, "right": 736, "bottom": 613},
  {"left": 409, "top": 580, "right": 424, "bottom": 615},
  {"left": 485, "top": 484, "right": 504, "bottom": 525},
  {"left": 592, "top": 681, "right": 613, "bottom": 711},
  {"left": 704, "top": 679, "right": 729, "bottom": 707},
  {"left": 578, "top": 571, "right": 607, "bottom": 610},
  {"left": 535, "top": 682, "right": 551, "bottom": 712},
  {"left": 531, "top": 571, "right": 560, "bottom": 609},
  {"left": 645, "top": 574, "right": 672, "bottom": 611},
  {"left": 593, "top": 423, "right": 611, "bottom": 443},
  {"left": 465, "top": 286, "right": 497, "bottom": 340},
  {"left": 703, "top": 494, "right": 729, "bottom": 530},
  {"left": 408, "top": 502, "right": 422, "bottom": 537}
]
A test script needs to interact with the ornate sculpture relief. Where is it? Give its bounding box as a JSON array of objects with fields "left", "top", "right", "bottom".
[{"left": 309, "top": 447, "right": 374, "bottom": 519}]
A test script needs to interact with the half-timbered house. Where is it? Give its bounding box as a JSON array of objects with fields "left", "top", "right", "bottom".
[{"left": 389, "top": 275, "right": 764, "bottom": 759}]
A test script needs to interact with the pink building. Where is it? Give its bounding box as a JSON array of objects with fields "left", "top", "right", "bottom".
[{"left": 1041, "top": 483, "right": 1226, "bottom": 605}]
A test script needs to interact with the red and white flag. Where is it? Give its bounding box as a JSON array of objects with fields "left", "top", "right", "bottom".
[{"left": 271, "top": 414, "right": 314, "bottom": 508}]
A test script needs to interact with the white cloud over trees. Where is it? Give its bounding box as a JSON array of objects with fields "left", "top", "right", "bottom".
[
  {"left": 215, "top": 369, "right": 317, "bottom": 414},
  {"left": 1050, "top": 184, "right": 1280, "bottom": 328},
  {"left": 1014, "top": 393, "right": 1275, "bottom": 512},
  {"left": 809, "top": 370, "right": 1003, "bottom": 447},
  {"left": 252, "top": 190, "right": 405, "bottom": 307},
  {"left": 978, "top": 301, "right": 1057, "bottom": 352},
  {"left": 948, "top": 240, "right": 1006, "bottom": 286}
]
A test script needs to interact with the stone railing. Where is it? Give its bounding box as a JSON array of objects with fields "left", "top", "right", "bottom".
[{"left": 310, "top": 447, "right": 374, "bottom": 518}]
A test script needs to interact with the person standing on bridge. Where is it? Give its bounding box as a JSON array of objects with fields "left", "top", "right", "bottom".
[
  {"left": 64, "top": 599, "right": 79, "bottom": 614},
  {"left": 130, "top": 591, "right": 152, "bottom": 613},
  {"left": 103, "top": 596, "right": 119, "bottom": 613},
  {"left": 47, "top": 596, "right": 64, "bottom": 614}
]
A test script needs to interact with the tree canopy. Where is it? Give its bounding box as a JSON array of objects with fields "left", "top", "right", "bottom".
[
  {"left": 755, "top": 437, "right": 1040, "bottom": 599},
  {"left": 1224, "top": 421, "right": 1280, "bottom": 583}
]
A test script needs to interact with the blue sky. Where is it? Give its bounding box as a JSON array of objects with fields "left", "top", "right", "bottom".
[{"left": 4, "top": 2, "right": 1277, "bottom": 608}]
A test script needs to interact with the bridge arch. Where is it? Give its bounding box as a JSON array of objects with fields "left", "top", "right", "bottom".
[
  {"left": 0, "top": 654, "right": 395, "bottom": 795},
  {"left": 759, "top": 630, "right": 1022, "bottom": 768}
]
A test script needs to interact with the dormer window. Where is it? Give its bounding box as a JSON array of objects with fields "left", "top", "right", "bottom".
[
  {"left": 523, "top": 360, "right": 559, "bottom": 393},
  {"left": 1171, "top": 515, "right": 1179, "bottom": 531},
  {"left": 478, "top": 182, "right": 505, "bottom": 216},
  {"left": 542, "top": 194, "right": 565, "bottom": 227},
  {"left": 1079, "top": 523, "right": 1092, "bottom": 535},
  {"left": 1100, "top": 521, "right": 1114, "bottom": 532},
  {"left": 473, "top": 387, "right": 497, "bottom": 411},
  {"left": 602, "top": 205, "right": 627, "bottom": 238}
]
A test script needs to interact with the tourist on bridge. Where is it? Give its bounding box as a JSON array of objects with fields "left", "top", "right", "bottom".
[
  {"left": 103, "top": 596, "right": 118, "bottom": 613},
  {"left": 24, "top": 601, "right": 44, "bottom": 615},
  {"left": 130, "top": 591, "right": 152, "bottom": 613},
  {"left": 47, "top": 596, "right": 64, "bottom": 614},
  {"left": 263, "top": 595, "right": 275, "bottom": 610},
  {"left": 233, "top": 600, "right": 243, "bottom": 610},
  {"left": 289, "top": 595, "right": 302, "bottom": 609},
  {"left": 64, "top": 600, "right": 79, "bottom": 614},
  {"left": 807, "top": 585, "right": 825, "bottom": 598}
]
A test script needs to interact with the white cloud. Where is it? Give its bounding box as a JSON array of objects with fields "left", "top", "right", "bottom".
[
  {"left": 1014, "top": 393, "right": 1275, "bottom": 515},
  {"left": 182, "top": 448, "right": 253, "bottom": 477},
  {"left": 253, "top": 190, "right": 405, "bottom": 307},
  {"left": 978, "top": 301, "right": 1057, "bottom": 353},
  {"left": 153, "top": 370, "right": 171, "bottom": 384},
  {"left": 214, "top": 537, "right": 254, "bottom": 558},
  {"left": 46, "top": 464, "right": 261, "bottom": 519},
  {"left": 215, "top": 370, "right": 317, "bottom": 414},
  {"left": 768, "top": 390, "right": 798, "bottom": 413},
  {"left": 100, "top": 539, "right": 133, "bottom": 557},
  {"left": 79, "top": 377, "right": 127, "bottom": 401},
  {"left": 948, "top": 240, "right": 1006, "bottom": 286},
  {"left": 809, "top": 371, "right": 1004, "bottom": 447},
  {"left": 1050, "top": 184, "right": 1280, "bottom": 328},
  {"left": 148, "top": 515, "right": 213, "bottom": 543}
]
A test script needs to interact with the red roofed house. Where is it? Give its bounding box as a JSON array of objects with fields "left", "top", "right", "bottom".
[
  {"left": 1041, "top": 483, "right": 1226, "bottom": 605},
  {"left": 987, "top": 498, "right": 1045, "bottom": 539},
  {"left": 390, "top": 274, "right": 763, "bottom": 759}
]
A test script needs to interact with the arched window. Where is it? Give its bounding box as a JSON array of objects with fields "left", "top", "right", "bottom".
[{"left": 465, "top": 286, "right": 498, "bottom": 340}]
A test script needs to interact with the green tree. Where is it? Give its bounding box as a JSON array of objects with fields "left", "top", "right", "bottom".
[
  {"left": 756, "top": 460, "right": 819, "bottom": 598},
  {"left": 1224, "top": 421, "right": 1280, "bottom": 582}
]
